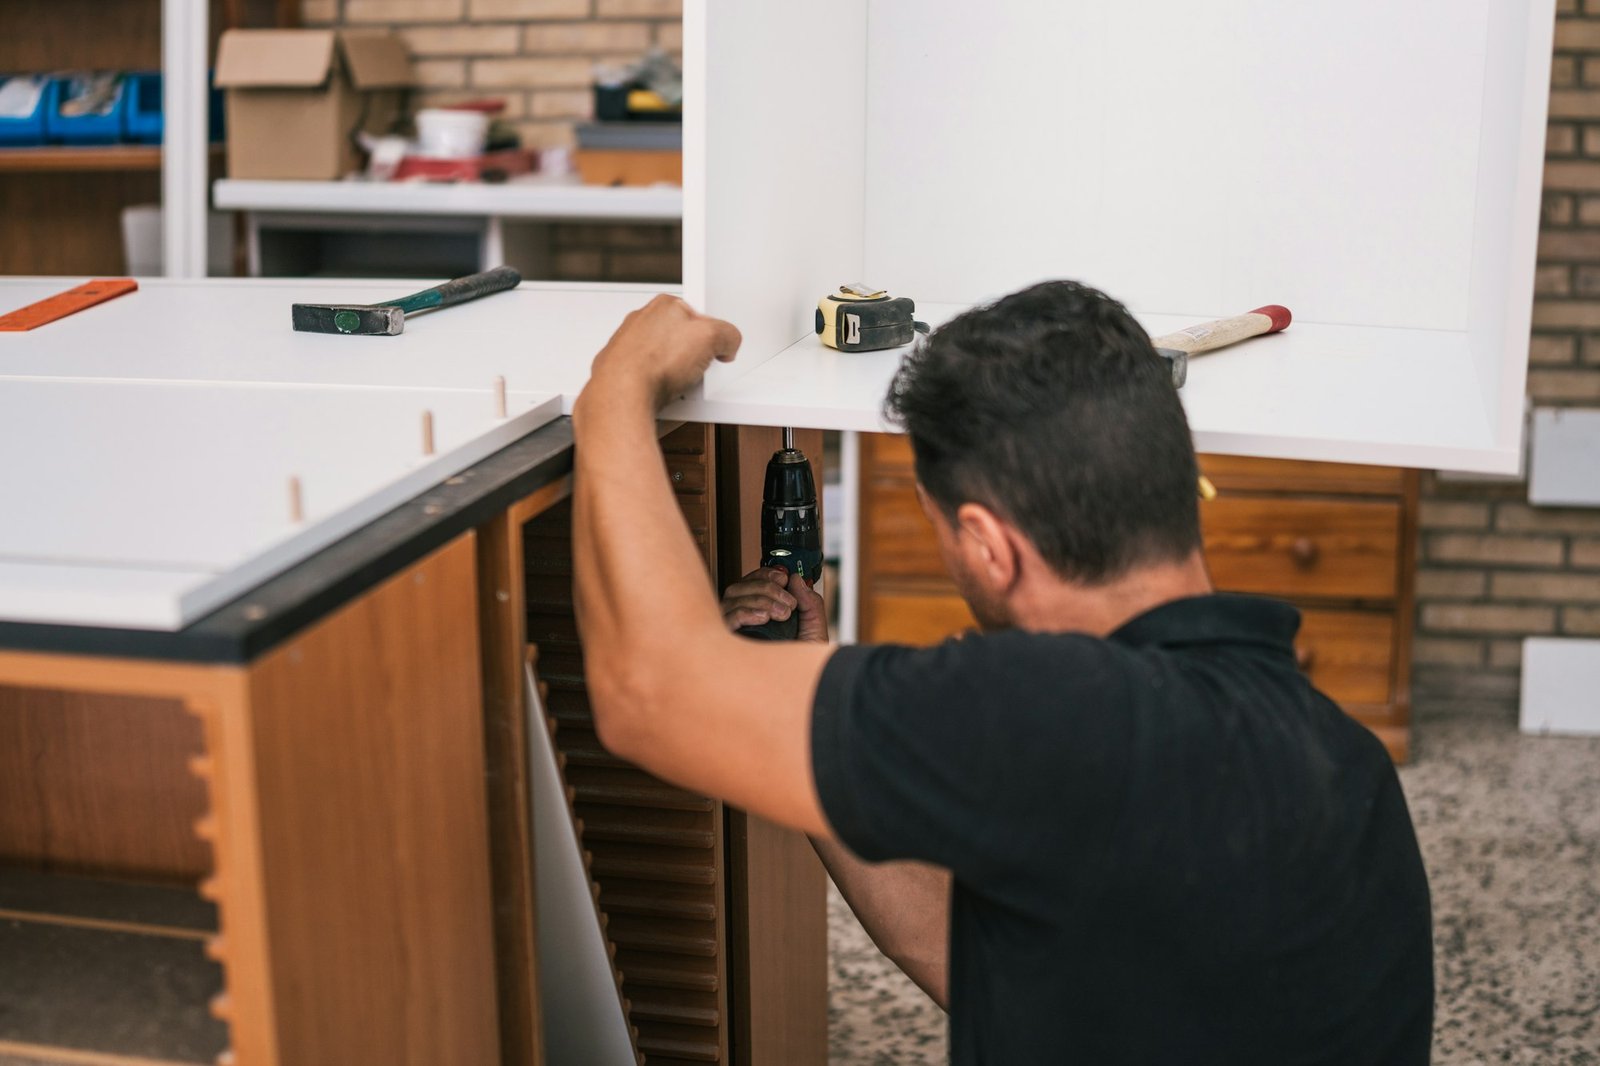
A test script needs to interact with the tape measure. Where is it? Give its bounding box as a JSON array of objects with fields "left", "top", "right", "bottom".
[
  {"left": 0, "top": 278, "right": 138, "bottom": 332},
  {"left": 815, "top": 283, "right": 928, "bottom": 352}
]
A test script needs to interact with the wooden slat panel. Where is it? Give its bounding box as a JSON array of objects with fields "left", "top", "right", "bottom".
[
  {"left": 0, "top": 690, "right": 210, "bottom": 882},
  {"left": 1202, "top": 497, "right": 1401, "bottom": 601},
  {"left": 525, "top": 427, "right": 730, "bottom": 1065},
  {"left": 244, "top": 535, "right": 500, "bottom": 1066},
  {"left": 1198, "top": 454, "right": 1407, "bottom": 496},
  {"left": 1293, "top": 610, "right": 1395, "bottom": 707}
]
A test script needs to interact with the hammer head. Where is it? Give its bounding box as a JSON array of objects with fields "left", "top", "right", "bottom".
[
  {"left": 1155, "top": 346, "right": 1188, "bottom": 389},
  {"left": 292, "top": 303, "right": 406, "bottom": 336}
]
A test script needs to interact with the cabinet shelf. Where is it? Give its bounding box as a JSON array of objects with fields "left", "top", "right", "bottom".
[
  {"left": 0, "top": 145, "right": 222, "bottom": 174},
  {"left": 0, "top": 867, "right": 227, "bottom": 1066}
]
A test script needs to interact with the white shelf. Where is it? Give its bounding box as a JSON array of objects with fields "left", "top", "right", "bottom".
[
  {"left": 214, "top": 178, "right": 683, "bottom": 222},
  {"left": 670, "top": 305, "right": 1504, "bottom": 472}
]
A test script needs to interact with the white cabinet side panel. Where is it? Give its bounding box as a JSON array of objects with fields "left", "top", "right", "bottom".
[
  {"left": 1470, "top": 0, "right": 1555, "bottom": 453},
  {"left": 525, "top": 666, "right": 637, "bottom": 1066},
  {"left": 686, "top": 0, "right": 869, "bottom": 398},
  {"left": 0, "top": 562, "right": 211, "bottom": 630},
  {"left": 0, "top": 380, "right": 560, "bottom": 628}
]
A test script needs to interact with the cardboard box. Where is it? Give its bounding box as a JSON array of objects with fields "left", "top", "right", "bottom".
[{"left": 215, "top": 29, "right": 410, "bottom": 180}]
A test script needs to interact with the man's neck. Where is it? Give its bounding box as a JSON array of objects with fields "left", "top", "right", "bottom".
[{"left": 1008, "top": 551, "right": 1213, "bottom": 639}]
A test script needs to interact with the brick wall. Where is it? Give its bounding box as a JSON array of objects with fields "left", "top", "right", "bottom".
[
  {"left": 302, "top": 0, "right": 681, "bottom": 150},
  {"left": 1411, "top": 0, "right": 1600, "bottom": 716},
  {"left": 300, "top": 0, "right": 683, "bottom": 283}
]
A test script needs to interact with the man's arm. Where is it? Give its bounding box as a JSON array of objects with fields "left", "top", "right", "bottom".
[
  {"left": 571, "top": 295, "right": 835, "bottom": 837},
  {"left": 722, "top": 565, "right": 951, "bottom": 1010},
  {"left": 816, "top": 840, "right": 953, "bottom": 1009}
]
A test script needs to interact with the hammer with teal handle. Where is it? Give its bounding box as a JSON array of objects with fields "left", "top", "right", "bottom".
[{"left": 291, "top": 266, "right": 523, "bottom": 336}]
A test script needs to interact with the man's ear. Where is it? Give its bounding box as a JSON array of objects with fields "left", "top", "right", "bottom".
[{"left": 953, "top": 502, "right": 1021, "bottom": 593}]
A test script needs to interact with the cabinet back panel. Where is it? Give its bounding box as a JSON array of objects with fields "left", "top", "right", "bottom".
[{"left": 0, "top": 688, "right": 210, "bottom": 882}]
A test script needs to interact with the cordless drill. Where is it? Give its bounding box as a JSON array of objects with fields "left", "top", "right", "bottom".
[{"left": 738, "top": 428, "right": 823, "bottom": 641}]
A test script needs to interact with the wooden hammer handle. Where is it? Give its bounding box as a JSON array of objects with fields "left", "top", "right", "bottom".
[{"left": 1150, "top": 305, "right": 1292, "bottom": 356}]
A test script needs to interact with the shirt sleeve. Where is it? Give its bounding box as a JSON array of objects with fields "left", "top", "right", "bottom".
[{"left": 811, "top": 631, "right": 1136, "bottom": 891}]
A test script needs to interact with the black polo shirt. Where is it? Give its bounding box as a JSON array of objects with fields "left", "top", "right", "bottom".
[{"left": 812, "top": 593, "right": 1433, "bottom": 1065}]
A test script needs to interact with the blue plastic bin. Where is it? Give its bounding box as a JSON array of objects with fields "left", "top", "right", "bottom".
[
  {"left": 0, "top": 74, "right": 50, "bottom": 146},
  {"left": 123, "top": 72, "right": 163, "bottom": 143},
  {"left": 121, "top": 72, "right": 227, "bottom": 145},
  {"left": 45, "top": 74, "right": 129, "bottom": 145}
]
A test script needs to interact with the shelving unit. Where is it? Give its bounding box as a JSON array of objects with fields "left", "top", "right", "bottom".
[
  {"left": 0, "top": 0, "right": 286, "bottom": 277},
  {"left": 0, "top": 145, "right": 226, "bottom": 174}
]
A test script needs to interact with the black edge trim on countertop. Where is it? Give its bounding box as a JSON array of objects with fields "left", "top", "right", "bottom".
[{"left": 0, "top": 418, "right": 578, "bottom": 666}]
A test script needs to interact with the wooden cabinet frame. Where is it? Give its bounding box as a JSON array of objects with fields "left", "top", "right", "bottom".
[{"left": 0, "top": 420, "right": 828, "bottom": 1066}]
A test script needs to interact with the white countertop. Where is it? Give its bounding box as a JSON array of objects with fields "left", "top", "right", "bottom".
[{"left": 213, "top": 177, "right": 683, "bottom": 221}]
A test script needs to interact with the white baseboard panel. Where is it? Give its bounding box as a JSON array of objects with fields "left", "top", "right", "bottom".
[{"left": 1520, "top": 638, "right": 1600, "bottom": 736}]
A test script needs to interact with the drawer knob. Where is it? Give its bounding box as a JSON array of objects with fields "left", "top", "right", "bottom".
[
  {"left": 1295, "top": 645, "right": 1316, "bottom": 672},
  {"left": 1290, "top": 537, "right": 1320, "bottom": 567}
]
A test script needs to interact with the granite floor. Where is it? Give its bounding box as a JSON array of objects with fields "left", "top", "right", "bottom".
[{"left": 826, "top": 713, "right": 1600, "bottom": 1064}]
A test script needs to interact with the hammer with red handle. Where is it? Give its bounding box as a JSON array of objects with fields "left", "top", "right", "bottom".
[{"left": 1151, "top": 304, "right": 1292, "bottom": 388}]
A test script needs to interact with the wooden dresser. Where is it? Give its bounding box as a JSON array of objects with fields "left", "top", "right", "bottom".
[{"left": 856, "top": 434, "right": 1420, "bottom": 761}]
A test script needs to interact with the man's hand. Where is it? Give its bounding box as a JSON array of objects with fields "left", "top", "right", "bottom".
[
  {"left": 721, "top": 567, "right": 829, "bottom": 643},
  {"left": 585, "top": 294, "right": 743, "bottom": 411}
]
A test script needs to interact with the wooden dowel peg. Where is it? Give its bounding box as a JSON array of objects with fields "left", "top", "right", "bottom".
[
  {"left": 288, "top": 476, "right": 304, "bottom": 523},
  {"left": 422, "top": 410, "right": 436, "bottom": 456},
  {"left": 494, "top": 375, "right": 507, "bottom": 419}
]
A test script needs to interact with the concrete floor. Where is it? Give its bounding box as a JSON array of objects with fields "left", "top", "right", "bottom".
[{"left": 826, "top": 713, "right": 1600, "bottom": 1064}]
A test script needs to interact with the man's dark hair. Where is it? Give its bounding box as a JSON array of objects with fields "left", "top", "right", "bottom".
[{"left": 884, "top": 280, "right": 1202, "bottom": 584}]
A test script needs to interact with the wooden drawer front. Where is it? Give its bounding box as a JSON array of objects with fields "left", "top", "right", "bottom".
[
  {"left": 863, "top": 480, "right": 947, "bottom": 578},
  {"left": 1294, "top": 609, "right": 1395, "bottom": 707},
  {"left": 862, "top": 595, "right": 1393, "bottom": 708},
  {"left": 866, "top": 588, "right": 975, "bottom": 645},
  {"left": 1199, "top": 454, "right": 1407, "bottom": 496},
  {"left": 1202, "top": 497, "right": 1400, "bottom": 600}
]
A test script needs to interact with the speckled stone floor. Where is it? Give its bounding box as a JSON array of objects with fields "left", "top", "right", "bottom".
[{"left": 826, "top": 713, "right": 1600, "bottom": 1064}]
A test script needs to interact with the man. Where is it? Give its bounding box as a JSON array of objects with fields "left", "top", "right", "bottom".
[{"left": 572, "top": 281, "right": 1433, "bottom": 1064}]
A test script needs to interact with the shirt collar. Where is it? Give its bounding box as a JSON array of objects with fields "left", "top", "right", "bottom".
[{"left": 1108, "top": 593, "right": 1301, "bottom": 655}]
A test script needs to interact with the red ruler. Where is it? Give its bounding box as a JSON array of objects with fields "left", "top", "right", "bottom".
[{"left": 0, "top": 278, "right": 139, "bottom": 332}]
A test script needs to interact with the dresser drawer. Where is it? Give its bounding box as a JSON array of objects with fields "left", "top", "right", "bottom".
[
  {"left": 1202, "top": 497, "right": 1401, "bottom": 601},
  {"left": 1294, "top": 609, "right": 1395, "bottom": 706},
  {"left": 864, "top": 587, "right": 975, "bottom": 645}
]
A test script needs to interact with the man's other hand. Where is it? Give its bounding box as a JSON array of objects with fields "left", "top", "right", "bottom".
[
  {"left": 721, "top": 567, "right": 829, "bottom": 643},
  {"left": 587, "top": 294, "right": 743, "bottom": 411}
]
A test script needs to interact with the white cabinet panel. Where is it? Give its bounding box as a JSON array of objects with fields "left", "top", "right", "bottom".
[
  {"left": 685, "top": 0, "right": 1556, "bottom": 471},
  {"left": 0, "top": 377, "right": 560, "bottom": 628}
]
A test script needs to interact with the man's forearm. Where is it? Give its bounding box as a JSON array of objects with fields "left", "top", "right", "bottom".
[
  {"left": 569, "top": 297, "right": 836, "bottom": 837},
  {"left": 814, "top": 836, "right": 951, "bottom": 1009},
  {"left": 571, "top": 384, "right": 724, "bottom": 660}
]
